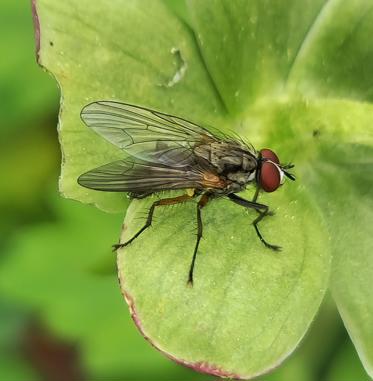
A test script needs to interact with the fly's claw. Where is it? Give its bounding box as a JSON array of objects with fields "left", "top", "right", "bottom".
[
  {"left": 265, "top": 243, "right": 282, "bottom": 251},
  {"left": 112, "top": 243, "right": 126, "bottom": 252}
]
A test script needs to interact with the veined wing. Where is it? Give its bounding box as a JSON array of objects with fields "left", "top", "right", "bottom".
[
  {"left": 77, "top": 160, "right": 225, "bottom": 193},
  {"left": 80, "top": 101, "right": 219, "bottom": 166}
]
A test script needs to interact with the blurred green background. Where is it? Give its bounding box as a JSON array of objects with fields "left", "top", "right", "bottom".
[{"left": 0, "top": 2, "right": 370, "bottom": 381}]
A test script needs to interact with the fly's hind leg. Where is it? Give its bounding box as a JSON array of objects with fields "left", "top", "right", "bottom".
[
  {"left": 113, "top": 193, "right": 194, "bottom": 251},
  {"left": 227, "top": 193, "right": 281, "bottom": 251},
  {"left": 187, "top": 193, "right": 210, "bottom": 286}
]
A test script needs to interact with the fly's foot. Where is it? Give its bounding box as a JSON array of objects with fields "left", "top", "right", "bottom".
[
  {"left": 253, "top": 224, "right": 282, "bottom": 252},
  {"left": 264, "top": 242, "right": 282, "bottom": 251},
  {"left": 112, "top": 243, "right": 127, "bottom": 252}
]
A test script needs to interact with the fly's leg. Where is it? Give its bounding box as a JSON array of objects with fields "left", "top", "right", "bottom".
[
  {"left": 252, "top": 186, "right": 274, "bottom": 216},
  {"left": 188, "top": 193, "right": 210, "bottom": 286},
  {"left": 252, "top": 208, "right": 281, "bottom": 251},
  {"left": 252, "top": 186, "right": 260, "bottom": 203},
  {"left": 113, "top": 193, "right": 193, "bottom": 251},
  {"left": 227, "top": 193, "right": 281, "bottom": 251}
]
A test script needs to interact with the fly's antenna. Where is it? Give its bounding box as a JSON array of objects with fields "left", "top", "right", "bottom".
[
  {"left": 281, "top": 163, "right": 295, "bottom": 181},
  {"left": 283, "top": 170, "right": 296, "bottom": 181}
]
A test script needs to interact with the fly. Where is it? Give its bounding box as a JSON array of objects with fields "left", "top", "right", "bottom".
[{"left": 78, "top": 101, "right": 295, "bottom": 285}]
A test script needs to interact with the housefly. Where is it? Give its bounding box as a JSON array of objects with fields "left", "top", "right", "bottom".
[{"left": 78, "top": 101, "right": 295, "bottom": 285}]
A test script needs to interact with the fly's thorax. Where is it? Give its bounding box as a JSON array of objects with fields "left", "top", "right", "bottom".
[{"left": 195, "top": 141, "right": 257, "bottom": 175}]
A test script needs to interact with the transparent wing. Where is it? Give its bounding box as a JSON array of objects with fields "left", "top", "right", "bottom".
[
  {"left": 80, "top": 101, "right": 219, "bottom": 166},
  {"left": 78, "top": 159, "right": 206, "bottom": 193}
]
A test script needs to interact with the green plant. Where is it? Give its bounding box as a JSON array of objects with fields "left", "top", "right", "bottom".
[{"left": 33, "top": 0, "right": 373, "bottom": 379}]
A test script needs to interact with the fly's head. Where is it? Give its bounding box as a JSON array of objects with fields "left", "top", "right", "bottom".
[{"left": 256, "top": 148, "right": 295, "bottom": 193}]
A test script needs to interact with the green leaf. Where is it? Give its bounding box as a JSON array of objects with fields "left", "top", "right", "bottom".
[
  {"left": 0, "top": 125, "right": 58, "bottom": 217},
  {"left": 262, "top": 295, "right": 343, "bottom": 381},
  {"left": 118, "top": 183, "right": 329, "bottom": 378},
  {"left": 0, "top": 196, "right": 206, "bottom": 380},
  {"left": 188, "top": 0, "right": 328, "bottom": 113},
  {"left": 34, "top": 0, "right": 373, "bottom": 378},
  {"left": 35, "top": 0, "right": 228, "bottom": 212},
  {"left": 306, "top": 133, "right": 373, "bottom": 374},
  {"left": 0, "top": 357, "right": 38, "bottom": 381},
  {"left": 326, "top": 338, "right": 371, "bottom": 381},
  {"left": 288, "top": 1, "right": 373, "bottom": 102},
  {"left": 189, "top": 1, "right": 373, "bottom": 111},
  {"left": 0, "top": 303, "right": 39, "bottom": 381},
  {"left": 256, "top": 98, "right": 373, "bottom": 377},
  {"left": 0, "top": 0, "right": 58, "bottom": 134}
]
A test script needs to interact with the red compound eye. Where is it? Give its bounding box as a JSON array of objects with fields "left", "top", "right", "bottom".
[
  {"left": 260, "top": 148, "right": 279, "bottom": 164},
  {"left": 260, "top": 161, "right": 281, "bottom": 192}
]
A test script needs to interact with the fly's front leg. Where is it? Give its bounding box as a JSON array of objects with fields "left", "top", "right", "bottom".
[
  {"left": 227, "top": 193, "right": 281, "bottom": 251},
  {"left": 113, "top": 193, "right": 193, "bottom": 251},
  {"left": 252, "top": 186, "right": 274, "bottom": 216},
  {"left": 252, "top": 186, "right": 260, "bottom": 203},
  {"left": 252, "top": 205, "right": 281, "bottom": 251}
]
